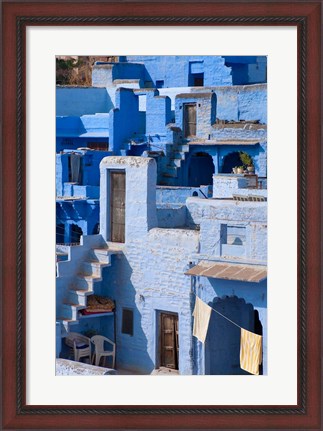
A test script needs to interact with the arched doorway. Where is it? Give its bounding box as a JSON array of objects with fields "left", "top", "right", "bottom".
[
  {"left": 221, "top": 152, "right": 242, "bottom": 173},
  {"left": 187, "top": 152, "right": 214, "bottom": 187},
  {"left": 205, "top": 295, "right": 260, "bottom": 375}
]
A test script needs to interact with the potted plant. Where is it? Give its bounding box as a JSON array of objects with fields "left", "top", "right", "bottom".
[{"left": 239, "top": 152, "right": 254, "bottom": 173}]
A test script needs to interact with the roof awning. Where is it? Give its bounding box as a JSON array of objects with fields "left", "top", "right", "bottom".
[
  {"left": 189, "top": 139, "right": 259, "bottom": 146},
  {"left": 185, "top": 261, "right": 267, "bottom": 283}
]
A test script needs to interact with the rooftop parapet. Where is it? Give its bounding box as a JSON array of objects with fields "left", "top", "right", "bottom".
[{"left": 212, "top": 174, "right": 267, "bottom": 199}]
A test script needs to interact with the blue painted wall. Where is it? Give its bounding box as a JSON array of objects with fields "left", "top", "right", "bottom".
[
  {"left": 223, "top": 56, "right": 267, "bottom": 85},
  {"left": 175, "top": 92, "right": 217, "bottom": 139},
  {"left": 56, "top": 149, "right": 111, "bottom": 196},
  {"left": 109, "top": 88, "right": 144, "bottom": 154},
  {"left": 56, "top": 87, "right": 113, "bottom": 116},
  {"left": 56, "top": 149, "right": 110, "bottom": 244},
  {"left": 56, "top": 200, "right": 99, "bottom": 243},
  {"left": 96, "top": 157, "right": 267, "bottom": 374},
  {"left": 56, "top": 114, "right": 110, "bottom": 152},
  {"left": 92, "top": 62, "right": 145, "bottom": 87},
  {"left": 146, "top": 91, "right": 172, "bottom": 136},
  {"left": 92, "top": 56, "right": 266, "bottom": 89},
  {"left": 125, "top": 56, "right": 233, "bottom": 87},
  {"left": 186, "top": 196, "right": 267, "bottom": 374}
]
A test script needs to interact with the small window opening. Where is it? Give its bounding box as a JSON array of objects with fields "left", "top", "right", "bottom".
[
  {"left": 122, "top": 308, "right": 134, "bottom": 336},
  {"left": 221, "top": 225, "right": 246, "bottom": 246},
  {"left": 156, "top": 80, "right": 164, "bottom": 88},
  {"left": 193, "top": 73, "right": 204, "bottom": 86}
]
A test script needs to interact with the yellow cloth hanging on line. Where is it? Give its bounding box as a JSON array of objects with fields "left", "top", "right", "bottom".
[
  {"left": 192, "top": 296, "right": 212, "bottom": 343},
  {"left": 240, "top": 328, "right": 262, "bottom": 375}
]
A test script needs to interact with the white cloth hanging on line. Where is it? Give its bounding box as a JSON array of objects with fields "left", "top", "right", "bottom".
[
  {"left": 192, "top": 296, "right": 212, "bottom": 343},
  {"left": 240, "top": 328, "right": 262, "bottom": 375}
]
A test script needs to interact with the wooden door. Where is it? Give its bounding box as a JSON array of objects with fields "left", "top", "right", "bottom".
[
  {"left": 184, "top": 103, "right": 196, "bottom": 137},
  {"left": 160, "top": 313, "right": 179, "bottom": 370},
  {"left": 110, "top": 171, "right": 125, "bottom": 243}
]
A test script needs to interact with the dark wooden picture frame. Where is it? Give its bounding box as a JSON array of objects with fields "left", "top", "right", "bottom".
[{"left": 2, "top": 1, "right": 321, "bottom": 429}]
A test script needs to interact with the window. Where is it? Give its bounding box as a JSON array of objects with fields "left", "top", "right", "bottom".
[
  {"left": 122, "top": 308, "right": 133, "bottom": 336},
  {"left": 193, "top": 73, "right": 204, "bottom": 86},
  {"left": 221, "top": 225, "right": 246, "bottom": 258},
  {"left": 156, "top": 80, "right": 164, "bottom": 88},
  {"left": 224, "top": 226, "right": 246, "bottom": 246},
  {"left": 68, "top": 153, "right": 83, "bottom": 183}
]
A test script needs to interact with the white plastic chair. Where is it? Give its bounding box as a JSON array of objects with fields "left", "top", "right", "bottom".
[
  {"left": 91, "top": 335, "right": 115, "bottom": 368},
  {"left": 65, "top": 332, "right": 91, "bottom": 363}
]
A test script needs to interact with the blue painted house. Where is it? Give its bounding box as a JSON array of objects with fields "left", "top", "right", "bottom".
[
  {"left": 56, "top": 56, "right": 267, "bottom": 375},
  {"left": 56, "top": 148, "right": 111, "bottom": 244},
  {"left": 56, "top": 154, "right": 267, "bottom": 375}
]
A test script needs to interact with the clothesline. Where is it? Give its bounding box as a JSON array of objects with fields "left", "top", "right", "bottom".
[
  {"left": 192, "top": 293, "right": 263, "bottom": 375},
  {"left": 193, "top": 292, "right": 246, "bottom": 331}
]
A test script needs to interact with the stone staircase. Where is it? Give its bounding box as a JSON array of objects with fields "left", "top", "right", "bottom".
[
  {"left": 159, "top": 143, "right": 190, "bottom": 185},
  {"left": 56, "top": 237, "right": 122, "bottom": 334}
]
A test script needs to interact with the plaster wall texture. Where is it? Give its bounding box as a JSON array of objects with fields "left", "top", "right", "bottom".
[
  {"left": 186, "top": 197, "right": 267, "bottom": 263},
  {"left": 56, "top": 200, "right": 99, "bottom": 242},
  {"left": 112, "top": 63, "right": 145, "bottom": 84},
  {"left": 56, "top": 359, "right": 115, "bottom": 375},
  {"left": 210, "top": 128, "right": 267, "bottom": 177},
  {"left": 194, "top": 277, "right": 267, "bottom": 374},
  {"left": 100, "top": 228, "right": 199, "bottom": 374},
  {"left": 139, "top": 84, "right": 267, "bottom": 124},
  {"left": 146, "top": 92, "right": 172, "bottom": 136},
  {"left": 109, "top": 88, "right": 143, "bottom": 154},
  {"left": 156, "top": 204, "right": 187, "bottom": 228},
  {"left": 100, "top": 156, "right": 158, "bottom": 242},
  {"left": 125, "top": 56, "right": 232, "bottom": 87},
  {"left": 156, "top": 185, "right": 212, "bottom": 204},
  {"left": 223, "top": 56, "right": 267, "bottom": 85},
  {"left": 211, "top": 125, "right": 267, "bottom": 141},
  {"left": 98, "top": 156, "right": 200, "bottom": 373},
  {"left": 56, "top": 150, "right": 110, "bottom": 196},
  {"left": 56, "top": 234, "right": 106, "bottom": 314},
  {"left": 71, "top": 185, "right": 100, "bottom": 199},
  {"left": 56, "top": 115, "right": 110, "bottom": 153},
  {"left": 79, "top": 113, "right": 110, "bottom": 134},
  {"left": 92, "top": 63, "right": 145, "bottom": 87},
  {"left": 92, "top": 64, "right": 113, "bottom": 87},
  {"left": 175, "top": 93, "right": 217, "bottom": 138},
  {"left": 213, "top": 84, "right": 267, "bottom": 123},
  {"left": 212, "top": 175, "right": 267, "bottom": 199},
  {"left": 56, "top": 87, "right": 113, "bottom": 116}
]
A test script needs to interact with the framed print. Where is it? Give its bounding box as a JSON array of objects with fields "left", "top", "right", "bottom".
[{"left": 1, "top": 1, "right": 321, "bottom": 429}]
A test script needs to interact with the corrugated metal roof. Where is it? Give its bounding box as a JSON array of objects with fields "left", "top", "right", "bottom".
[{"left": 185, "top": 261, "right": 267, "bottom": 282}]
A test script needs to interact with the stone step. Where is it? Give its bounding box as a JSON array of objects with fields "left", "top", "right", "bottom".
[
  {"left": 61, "top": 303, "right": 85, "bottom": 321},
  {"left": 76, "top": 273, "right": 102, "bottom": 282},
  {"left": 57, "top": 317, "right": 78, "bottom": 332},
  {"left": 68, "top": 288, "right": 92, "bottom": 306},
  {"left": 81, "top": 261, "right": 107, "bottom": 277},
  {"left": 90, "top": 248, "right": 111, "bottom": 264}
]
